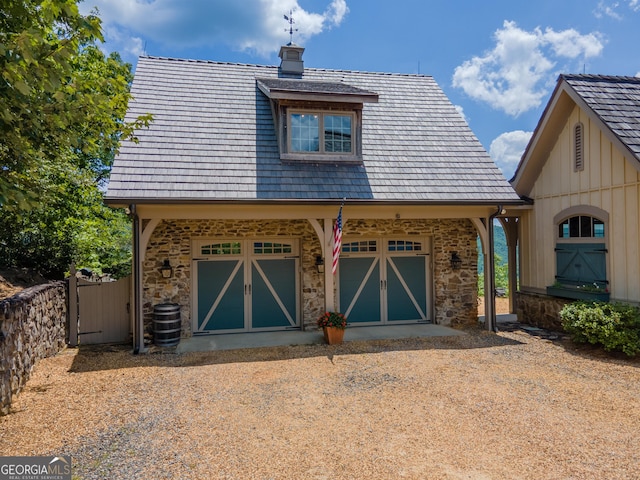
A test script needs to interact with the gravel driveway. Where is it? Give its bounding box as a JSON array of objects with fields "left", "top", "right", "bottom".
[{"left": 1, "top": 326, "right": 639, "bottom": 479}]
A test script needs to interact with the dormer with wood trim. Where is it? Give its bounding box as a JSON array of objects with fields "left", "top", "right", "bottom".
[{"left": 257, "top": 76, "right": 379, "bottom": 164}]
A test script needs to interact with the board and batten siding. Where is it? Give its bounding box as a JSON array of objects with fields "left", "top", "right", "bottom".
[{"left": 520, "top": 104, "right": 640, "bottom": 302}]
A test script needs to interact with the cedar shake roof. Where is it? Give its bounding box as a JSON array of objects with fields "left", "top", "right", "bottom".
[
  {"left": 106, "top": 56, "right": 521, "bottom": 204},
  {"left": 563, "top": 74, "right": 640, "bottom": 161},
  {"left": 511, "top": 74, "right": 640, "bottom": 195}
]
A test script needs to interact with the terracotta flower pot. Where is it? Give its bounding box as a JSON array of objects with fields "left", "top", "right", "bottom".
[{"left": 323, "top": 326, "right": 345, "bottom": 345}]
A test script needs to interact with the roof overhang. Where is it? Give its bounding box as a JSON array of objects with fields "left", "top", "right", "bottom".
[
  {"left": 104, "top": 200, "right": 526, "bottom": 221},
  {"left": 105, "top": 197, "right": 525, "bottom": 206},
  {"left": 256, "top": 78, "right": 379, "bottom": 104},
  {"left": 511, "top": 76, "right": 640, "bottom": 196}
]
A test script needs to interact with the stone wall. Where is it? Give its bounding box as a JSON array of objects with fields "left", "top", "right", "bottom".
[
  {"left": 143, "top": 218, "right": 478, "bottom": 339},
  {"left": 515, "top": 291, "right": 572, "bottom": 331},
  {"left": 0, "top": 282, "right": 67, "bottom": 415}
]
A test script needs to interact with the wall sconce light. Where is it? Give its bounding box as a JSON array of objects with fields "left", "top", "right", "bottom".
[
  {"left": 160, "top": 259, "right": 173, "bottom": 278},
  {"left": 450, "top": 252, "right": 462, "bottom": 270},
  {"left": 315, "top": 255, "right": 325, "bottom": 274}
]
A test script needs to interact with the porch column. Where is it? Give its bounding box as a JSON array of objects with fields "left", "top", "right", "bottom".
[
  {"left": 132, "top": 214, "right": 160, "bottom": 354},
  {"left": 500, "top": 217, "right": 519, "bottom": 314},
  {"left": 307, "top": 218, "right": 337, "bottom": 313},
  {"left": 485, "top": 215, "right": 497, "bottom": 331},
  {"left": 472, "top": 217, "right": 496, "bottom": 331},
  {"left": 132, "top": 206, "right": 144, "bottom": 354}
]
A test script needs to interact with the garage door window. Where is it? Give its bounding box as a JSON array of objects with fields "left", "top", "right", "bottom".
[
  {"left": 253, "top": 242, "right": 293, "bottom": 254},
  {"left": 342, "top": 240, "right": 378, "bottom": 253},
  {"left": 388, "top": 240, "right": 422, "bottom": 252},
  {"left": 200, "top": 242, "right": 241, "bottom": 256}
]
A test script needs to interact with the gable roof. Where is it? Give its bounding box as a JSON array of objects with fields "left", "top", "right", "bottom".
[
  {"left": 511, "top": 74, "right": 640, "bottom": 196},
  {"left": 106, "top": 56, "right": 521, "bottom": 205}
]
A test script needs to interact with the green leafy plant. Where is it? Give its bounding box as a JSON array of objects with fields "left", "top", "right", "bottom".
[
  {"left": 317, "top": 312, "right": 347, "bottom": 330},
  {"left": 560, "top": 301, "right": 640, "bottom": 356}
]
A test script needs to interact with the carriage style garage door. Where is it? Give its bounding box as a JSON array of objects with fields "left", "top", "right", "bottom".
[
  {"left": 338, "top": 238, "right": 432, "bottom": 325},
  {"left": 193, "top": 239, "right": 300, "bottom": 333}
]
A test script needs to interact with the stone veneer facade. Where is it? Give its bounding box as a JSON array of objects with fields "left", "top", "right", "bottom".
[
  {"left": 142, "top": 218, "right": 478, "bottom": 339},
  {"left": 0, "top": 282, "right": 67, "bottom": 415},
  {"left": 515, "top": 291, "right": 572, "bottom": 331}
]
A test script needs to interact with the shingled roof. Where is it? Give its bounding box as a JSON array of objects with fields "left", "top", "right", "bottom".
[
  {"left": 563, "top": 74, "right": 640, "bottom": 161},
  {"left": 511, "top": 74, "right": 640, "bottom": 195},
  {"left": 106, "top": 56, "right": 520, "bottom": 204}
]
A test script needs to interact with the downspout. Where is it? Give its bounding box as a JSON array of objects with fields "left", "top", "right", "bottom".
[
  {"left": 130, "top": 204, "right": 144, "bottom": 354},
  {"left": 486, "top": 205, "right": 503, "bottom": 332}
]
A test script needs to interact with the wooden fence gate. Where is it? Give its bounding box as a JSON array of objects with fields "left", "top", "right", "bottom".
[{"left": 68, "top": 270, "right": 131, "bottom": 346}]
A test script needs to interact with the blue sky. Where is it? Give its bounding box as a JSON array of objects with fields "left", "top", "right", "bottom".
[{"left": 80, "top": 0, "right": 640, "bottom": 179}]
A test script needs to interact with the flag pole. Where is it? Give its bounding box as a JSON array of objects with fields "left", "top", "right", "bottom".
[{"left": 332, "top": 198, "right": 346, "bottom": 275}]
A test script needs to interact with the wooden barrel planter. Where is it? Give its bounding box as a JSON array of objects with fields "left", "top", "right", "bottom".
[{"left": 153, "top": 303, "right": 181, "bottom": 347}]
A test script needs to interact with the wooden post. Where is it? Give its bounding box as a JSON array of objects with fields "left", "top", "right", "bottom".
[
  {"left": 502, "top": 217, "right": 519, "bottom": 314},
  {"left": 68, "top": 263, "right": 78, "bottom": 347}
]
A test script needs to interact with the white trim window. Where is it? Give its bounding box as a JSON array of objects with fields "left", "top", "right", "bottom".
[{"left": 289, "top": 111, "right": 354, "bottom": 154}]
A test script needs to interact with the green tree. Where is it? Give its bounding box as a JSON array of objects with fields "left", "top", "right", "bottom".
[
  {"left": 478, "top": 253, "right": 509, "bottom": 296},
  {"left": 0, "top": 1, "right": 150, "bottom": 278},
  {"left": 1, "top": 0, "right": 101, "bottom": 209}
]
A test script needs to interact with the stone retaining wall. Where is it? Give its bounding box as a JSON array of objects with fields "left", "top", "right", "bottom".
[
  {"left": 0, "top": 282, "right": 67, "bottom": 415},
  {"left": 515, "top": 291, "right": 572, "bottom": 331},
  {"left": 143, "top": 218, "right": 478, "bottom": 339}
]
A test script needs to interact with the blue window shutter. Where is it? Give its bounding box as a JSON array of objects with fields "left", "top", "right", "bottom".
[{"left": 555, "top": 243, "right": 607, "bottom": 286}]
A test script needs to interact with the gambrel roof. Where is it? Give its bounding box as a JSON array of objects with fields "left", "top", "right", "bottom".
[
  {"left": 511, "top": 74, "right": 640, "bottom": 196},
  {"left": 106, "top": 56, "right": 520, "bottom": 204}
]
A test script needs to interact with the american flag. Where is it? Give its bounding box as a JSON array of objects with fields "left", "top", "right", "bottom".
[{"left": 332, "top": 204, "right": 343, "bottom": 274}]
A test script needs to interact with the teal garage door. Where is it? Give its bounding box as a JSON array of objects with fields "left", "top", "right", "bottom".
[
  {"left": 339, "top": 257, "right": 381, "bottom": 324},
  {"left": 197, "top": 259, "right": 245, "bottom": 331},
  {"left": 339, "top": 238, "right": 431, "bottom": 325},
  {"left": 194, "top": 240, "right": 299, "bottom": 333}
]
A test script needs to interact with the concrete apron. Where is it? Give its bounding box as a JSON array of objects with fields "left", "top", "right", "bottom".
[{"left": 176, "top": 323, "right": 466, "bottom": 353}]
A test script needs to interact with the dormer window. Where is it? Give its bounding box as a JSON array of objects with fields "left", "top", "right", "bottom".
[
  {"left": 256, "top": 77, "right": 378, "bottom": 164},
  {"left": 290, "top": 111, "right": 354, "bottom": 154}
]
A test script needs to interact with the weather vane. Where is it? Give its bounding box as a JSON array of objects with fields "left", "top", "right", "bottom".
[{"left": 284, "top": 9, "right": 298, "bottom": 44}]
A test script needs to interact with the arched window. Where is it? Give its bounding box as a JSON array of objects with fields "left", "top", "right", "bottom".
[
  {"left": 574, "top": 122, "right": 584, "bottom": 172},
  {"left": 549, "top": 207, "right": 609, "bottom": 300},
  {"left": 558, "top": 215, "right": 604, "bottom": 239}
]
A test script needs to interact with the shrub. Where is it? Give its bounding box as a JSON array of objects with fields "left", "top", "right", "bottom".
[{"left": 560, "top": 301, "right": 640, "bottom": 356}]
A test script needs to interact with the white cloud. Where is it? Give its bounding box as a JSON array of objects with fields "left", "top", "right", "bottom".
[
  {"left": 594, "top": 1, "right": 623, "bottom": 19},
  {"left": 452, "top": 21, "right": 604, "bottom": 117},
  {"left": 81, "top": 0, "right": 348, "bottom": 59},
  {"left": 489, "top": 130, "right": 532, "bottom": 178},
  {"left": 594, "top": 0, "right": 640, "bottom": 18}
]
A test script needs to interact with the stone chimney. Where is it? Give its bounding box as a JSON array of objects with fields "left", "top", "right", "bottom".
[{"left": 278, "top": 43, "right": 305, "bottom": 76}]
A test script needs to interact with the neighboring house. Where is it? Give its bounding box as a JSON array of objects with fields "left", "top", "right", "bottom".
[
  {"left": 510, "top": 74, "right": 640, "bottom": 328},
  {"left": 106, "top": 44, "right": 522, "bottom": 352}
]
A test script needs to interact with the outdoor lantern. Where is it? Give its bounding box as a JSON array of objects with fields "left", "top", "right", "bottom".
[
  {"left": 160, "top": 259, "right": 173, "bottom": 278},
  {"left": 315, "top": 255, "right": 325, "bottom": 273},
  {"left": 450, "top": 252, "right": 462, "bottom": 270}
]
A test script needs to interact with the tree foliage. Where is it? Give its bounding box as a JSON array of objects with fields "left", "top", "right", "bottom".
[{"left": 0, "top": 0, "right": 151, "bottom": 278}]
